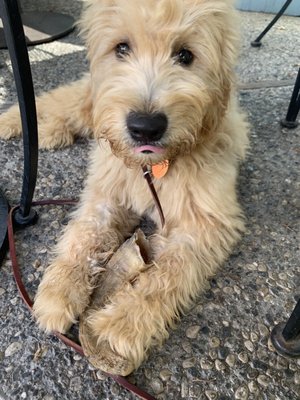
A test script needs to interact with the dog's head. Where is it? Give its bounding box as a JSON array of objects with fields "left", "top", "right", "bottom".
[{"left": 81, "top": 0, "right": 239, "bottom": 167}]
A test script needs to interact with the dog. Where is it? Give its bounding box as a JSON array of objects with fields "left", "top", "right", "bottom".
[{"left": 0, "top": 0, "right": 249, "bottom": 375}]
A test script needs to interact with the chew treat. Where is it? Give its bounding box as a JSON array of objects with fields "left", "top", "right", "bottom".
[{"left": 79, "top": 229, "right": 151, "bottom": 375}]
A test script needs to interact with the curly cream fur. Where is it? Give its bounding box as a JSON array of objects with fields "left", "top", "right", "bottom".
[{"left": 0, "top": 0, "right": 249, "bottom": 373}]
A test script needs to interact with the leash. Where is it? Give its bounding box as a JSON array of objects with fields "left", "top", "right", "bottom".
[
  {"left": 7, "top": 200, "right": 157, "bottom": 400},
  {"left": 142, "top": 166, "right": 165, "bottom": 227}
]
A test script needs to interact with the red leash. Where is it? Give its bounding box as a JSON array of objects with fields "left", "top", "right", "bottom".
[{"left": 7, "top": 200, "right": 157, "bottom": 400}]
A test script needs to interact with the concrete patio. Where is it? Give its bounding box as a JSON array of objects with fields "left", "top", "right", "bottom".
[{"left": 0, "top": 1, "right": 299, "bottom": 399}]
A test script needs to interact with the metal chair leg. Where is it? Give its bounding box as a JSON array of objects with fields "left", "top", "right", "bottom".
[
  {"left": 271, "top": 299, "right": 300, "bottom": 357},
  {"left": 281, "top": 68, "right": 300, "bottom": 128},
  {"left": 0, "top": 189, "right": 9, "bottom": 264},
  {"left": 251, "top": 0, "right": 294, "bottom": 47},
  {"left": 0, "top": 0, "right": 38, "bottom": 232}
]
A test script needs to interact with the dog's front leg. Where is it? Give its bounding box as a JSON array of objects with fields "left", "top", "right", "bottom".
[
  {"left": 0, "top": 75, "right": 92, "bottom": 149},
  {"left": 87, "top": 223, "right": 240, "bottom": 373},
  {"left": 33, "top": 200, "right": 138, "bottom": 334}
]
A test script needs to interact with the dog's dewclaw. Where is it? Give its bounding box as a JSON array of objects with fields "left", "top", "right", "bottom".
[{"left": 79, "top": 229, "right": 151, "bottom": 375}]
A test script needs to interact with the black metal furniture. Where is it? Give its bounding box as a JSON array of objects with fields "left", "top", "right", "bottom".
[
  {"left": 0, "top": 1, "right": 75, "bottom": 49},
  {"left": 0, "top": 0, "right": 39, "bottom": 261},
  {"left": 271, "top": 300, "right": 300, "bottom": 357},
  {"left": 250, "top": 0, "right": 299, "bottom": 128},
  {"left": 251, "top": 0, "right": 294, "bottom": 47},
  {"left": 281, "top": 68, "right": 300, "bottom": 128},
  {"left": 0, "top": 189, "right": 9, "bottom": 263},
  {"left": 270, "top": 65, "right": 300, "bottom": 353},
  {"left": 250, "top": 0, "right": 300, "bottom": 355}
]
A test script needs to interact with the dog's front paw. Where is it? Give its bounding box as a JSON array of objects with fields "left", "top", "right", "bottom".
[
  {"left": 33, "top": 259, "right": 92, "bottom": 333},
  {"left": 79, "top": 314, "right": 135, "bottom": 376},
  {"left": 0, "top": 106, "right": 22, "bottom": 140},
  {"left": 33, "top": 289, "right": 77, "bottom": 333},
  {"left": 87, "top": 339, "right": 134, "bottom": 376},
  {"left": 0, "top": 106, "right": 75, "bottom": 149},
  {"left": 37, "top": 121, "right": 75, "bottom": 149}
]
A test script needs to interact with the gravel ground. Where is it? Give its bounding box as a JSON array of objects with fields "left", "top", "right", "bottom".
[{"left": 0, "top": 2, "right": 299, "bottom": 399}]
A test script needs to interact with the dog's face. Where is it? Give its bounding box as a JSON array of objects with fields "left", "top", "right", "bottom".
[{"left": 81, "top": 0, "right": 238, "bottom": 167}]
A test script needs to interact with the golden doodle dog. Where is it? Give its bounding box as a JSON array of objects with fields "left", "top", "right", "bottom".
[{"left": 0, "top": 0, "right": 249, "bottom": 375}]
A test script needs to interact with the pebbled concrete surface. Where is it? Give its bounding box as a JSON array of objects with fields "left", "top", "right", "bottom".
[{"left": 0, "top": 2, "right": 299, "bottom": 399}]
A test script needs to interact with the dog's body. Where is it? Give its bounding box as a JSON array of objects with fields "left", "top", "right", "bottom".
[{"left": 0, "top": 0, "right": 249, "bottom": 374}]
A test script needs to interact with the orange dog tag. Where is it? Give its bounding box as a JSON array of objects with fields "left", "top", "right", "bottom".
[{"left": 151, "top": 160, "right": 169, "bottom": 179}]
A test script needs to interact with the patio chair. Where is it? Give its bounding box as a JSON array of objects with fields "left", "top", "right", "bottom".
[
  {"left": 250, "top": 0, "right": 299, "bottom": 127},
  {"left": 0, "top": 0, "right": 75, "bottom": 48}
]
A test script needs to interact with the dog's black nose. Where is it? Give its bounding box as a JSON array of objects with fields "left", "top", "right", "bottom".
[{"left": 127, "top": 112, "right": 168, "bottom": 142}]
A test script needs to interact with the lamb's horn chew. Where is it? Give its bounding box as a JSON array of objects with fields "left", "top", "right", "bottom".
[{"left": 79, "top": 229, "right": 151, "bottom": 375}]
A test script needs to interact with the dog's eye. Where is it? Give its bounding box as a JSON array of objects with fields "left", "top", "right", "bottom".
[
  {"left": 176, "top": 48, "right": 194, "bottom": 66},
  {"left": 115, "top": 42, "right": 131, "bottom": 58}
]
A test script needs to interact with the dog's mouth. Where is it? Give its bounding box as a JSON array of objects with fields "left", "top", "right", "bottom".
[{"left": 134, "top": 145, "right": 165, "bottom": 155}]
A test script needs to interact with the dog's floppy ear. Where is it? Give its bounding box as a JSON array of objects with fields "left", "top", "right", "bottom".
[
  {"left": 200, "top": 3, "right": 239, "bottom": 137},
  {"left": 203, "top": 49, "right": 236, "bottom": 137}
]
